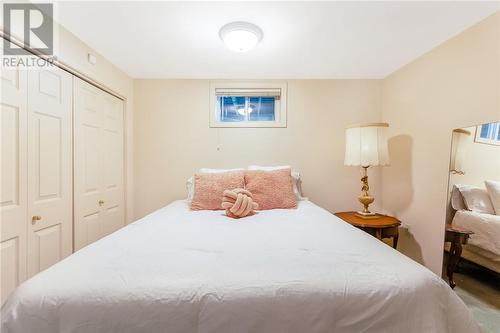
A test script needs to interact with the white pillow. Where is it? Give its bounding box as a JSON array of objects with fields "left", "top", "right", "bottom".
[
  {"left": 186, "top": 176, "right": 194, "bottom": 202},
  {"left": 247, "top": 165, "right": 307, "bottom": 200},
  {"left": 247, "top": 165, "right": 291, "bottom": 171},
  {"left": 450, "top": 185, "right": 467, "bottom": 211},
  {"left": 456, "top": 184, "right": 495, "bottom": 215},
  {"left": 187, "top": 168, "right": 245, "bottom": 202},
  {"left": 485, "top": 180, "right": 500, "bottom": 215}
]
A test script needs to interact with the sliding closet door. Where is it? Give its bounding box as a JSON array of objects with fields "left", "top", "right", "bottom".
[
  {"left": 0, "top": 63, "right": 28, "bottom": 303},
  {"left": 74, "top": 78, "right": 124, "bottom": 250},
  {"left": 26, "top": 67, "right": 73, "bottom": 277},
  {"left": 100, "top": 94, "right": 125, "bottom": 236},
  {"left": 74, "top": 80, "right": 103, "bottom": 250}
]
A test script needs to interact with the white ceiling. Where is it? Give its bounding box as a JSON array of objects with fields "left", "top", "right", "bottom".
[{"left": 55, "top": 1, "right": 499, "bottom": 79}]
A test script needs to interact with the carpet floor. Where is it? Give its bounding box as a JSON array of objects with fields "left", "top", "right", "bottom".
[{"left": 443, "top": 256, "right": 500, "bottom": 333}]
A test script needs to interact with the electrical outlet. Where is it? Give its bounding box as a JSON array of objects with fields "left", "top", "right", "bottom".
[{"left": 401, "top": 223, "right": 411, "bottom": 233}]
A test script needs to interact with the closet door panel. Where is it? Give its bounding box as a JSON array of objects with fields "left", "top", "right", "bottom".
[
  {"left": 101, "top": 95, "right": 124, "bottom": 236},
  {"left": 0, "top": 65, "right": 27, "bottom": 303},
  {"left": 27, "top": 67, "right": 73, "bottom": 277},
  {"left": 74, "top": 79, "right": 104, "bottom": 250},
  {"left": 1, "top": 238, "right": 21, "bottom": 303},
  {"left": 74, "top": 79, "right": 125, "bottom": 248},
  {"left": 31, "top": 224, "right": 63, "bottom": 271}
]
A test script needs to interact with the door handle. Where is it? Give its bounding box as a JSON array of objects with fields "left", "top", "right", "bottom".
[
  {"left": 98, "top": 200, "right": 105, "bottom": 206},
  {"left": 31, "top": 215, "right": 42, "bottom": 224}
]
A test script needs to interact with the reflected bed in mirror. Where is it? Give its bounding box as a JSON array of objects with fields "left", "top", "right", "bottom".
[{"left": 443, "top": 122, "right": 500, "bottom": 332}]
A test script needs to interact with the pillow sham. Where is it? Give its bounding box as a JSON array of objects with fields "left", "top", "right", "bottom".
[
  {"left": 456, "top": 184, "right": 495, "bottom": 215},
  {"left": 450, "top": 185, "right": 467, "bottom": 211},
  {"left": 247, "top": 165, "right": 291, "bottom": 171},
  {"left": 245, "top": 168, "right": 297, "bottom": 210},
  {"left": 186, "top": 176, "right": 194, "bottom": 202},
  {"left": 190, "top": 171, "right": 245, "bottom": 210},
  {"left": 485, "top": 180, "right": 500, "bottom": 215},
  {"left": 247, "top": 165, "right": 306, "bottom": 200}
]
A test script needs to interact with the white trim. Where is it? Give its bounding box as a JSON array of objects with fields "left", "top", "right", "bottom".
[
  {"left": 215, "top": 88, "right": 281, "bottom": 97},
  {"left": 209, "top": 81, "right": 287, "bottom": 128}
]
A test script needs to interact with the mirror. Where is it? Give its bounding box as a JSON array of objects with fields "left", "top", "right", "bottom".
[{"left": 442, "top": 122, "right": 499, "bottom": 330}]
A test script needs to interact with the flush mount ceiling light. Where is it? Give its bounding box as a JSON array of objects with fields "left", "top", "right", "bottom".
[{"left": 219, "top": 21, "right": 263, "bottom": 53}]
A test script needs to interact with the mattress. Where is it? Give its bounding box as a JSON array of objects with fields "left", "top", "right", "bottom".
[
  {"left": 1, "top": 200, "right": 479, "bottom": 333},
  {"left": 452, "top": 210, "right": 500, "bottom": 256}
]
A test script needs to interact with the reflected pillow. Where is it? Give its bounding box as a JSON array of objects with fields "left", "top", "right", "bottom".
[
  {"left": 456, "top": 184, "right": 495, "bottom": 215},
  {"left": 485, "top": 180, "right": 500, "bottom": 215},
  {"left": 450, "top": 185, "right": 467, "bottom": 211}
]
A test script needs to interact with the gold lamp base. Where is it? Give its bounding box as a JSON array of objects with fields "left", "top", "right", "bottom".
[{"left": 356, "top": 167, "right": 380, "bottom": 219}]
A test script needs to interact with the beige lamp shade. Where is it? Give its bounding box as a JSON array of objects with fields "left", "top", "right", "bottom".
[{"left": 344, "top": 123, "right": 390, "bottom": 167}]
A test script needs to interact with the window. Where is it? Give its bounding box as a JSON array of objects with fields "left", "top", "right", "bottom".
[
  {"left": 218, "top": 96, "right": 276, "bottom": 122},
  {"left": 475, "top": 122, "right": 500, "bottom": 146},
  {"left": 210, "top": 82, "right": 287, "bottom": 127}
]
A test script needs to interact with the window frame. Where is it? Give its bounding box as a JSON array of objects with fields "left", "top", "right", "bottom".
[
  {"left": 474, "top": 122, "right": 500, "bottom": 146},
  {"left": 209, "top": 81, "right": 287, "bottom": 128}
]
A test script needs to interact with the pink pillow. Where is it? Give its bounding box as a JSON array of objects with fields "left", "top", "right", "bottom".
[
  {"left": 191, "top": 171, "right": 245, "bottom": 210},
  {"left": 245, "top": 169, "right": 297, "bottom": 210}
]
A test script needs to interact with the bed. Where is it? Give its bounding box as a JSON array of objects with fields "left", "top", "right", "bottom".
[
  {"left": 1, "top": 200, "right": 479, "bottom": 333},
  {"left": 448, "top": 210, "right": 500, "bottom": 273},
  {"left": 446, "top": 184, "right": 500, "bottom": 273}
]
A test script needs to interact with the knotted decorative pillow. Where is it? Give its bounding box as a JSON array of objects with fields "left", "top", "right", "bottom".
[{"left": 221, "top": 188, "right": 259, "bottom": 218}]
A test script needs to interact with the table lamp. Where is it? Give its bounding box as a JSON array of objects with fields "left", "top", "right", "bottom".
[{"left": 344, "top": 123, "right": 390, "bottom": 218}]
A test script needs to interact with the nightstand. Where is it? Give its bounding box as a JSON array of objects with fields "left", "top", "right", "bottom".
[
  {"left": 334, "top": 212, "right": 401, "bottom": 249},
  {"left": 444, "top": 224, "right": 473, "bottom": 289}
]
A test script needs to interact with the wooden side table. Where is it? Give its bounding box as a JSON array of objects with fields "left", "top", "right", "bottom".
[
  {"left": 444, "top": 224, "right": 473, "bottom": 289},
  {"left": 335, "top": 212, "right": 401, "bottom": 249}
]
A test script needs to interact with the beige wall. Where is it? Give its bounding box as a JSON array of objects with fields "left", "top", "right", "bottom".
[
  {"left": 134, "top": 80, "right": 382, "bottom": 219},
  {"left": 381, "top": 12, "right": 500, "bottom": 274}
]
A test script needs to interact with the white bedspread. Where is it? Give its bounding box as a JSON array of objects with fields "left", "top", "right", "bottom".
[
  {"left": 453, "top": 210, "right": 500, "bottom": 256},
  {"left": 1, "top": 201, "right": 479, "bottom": 333}
]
